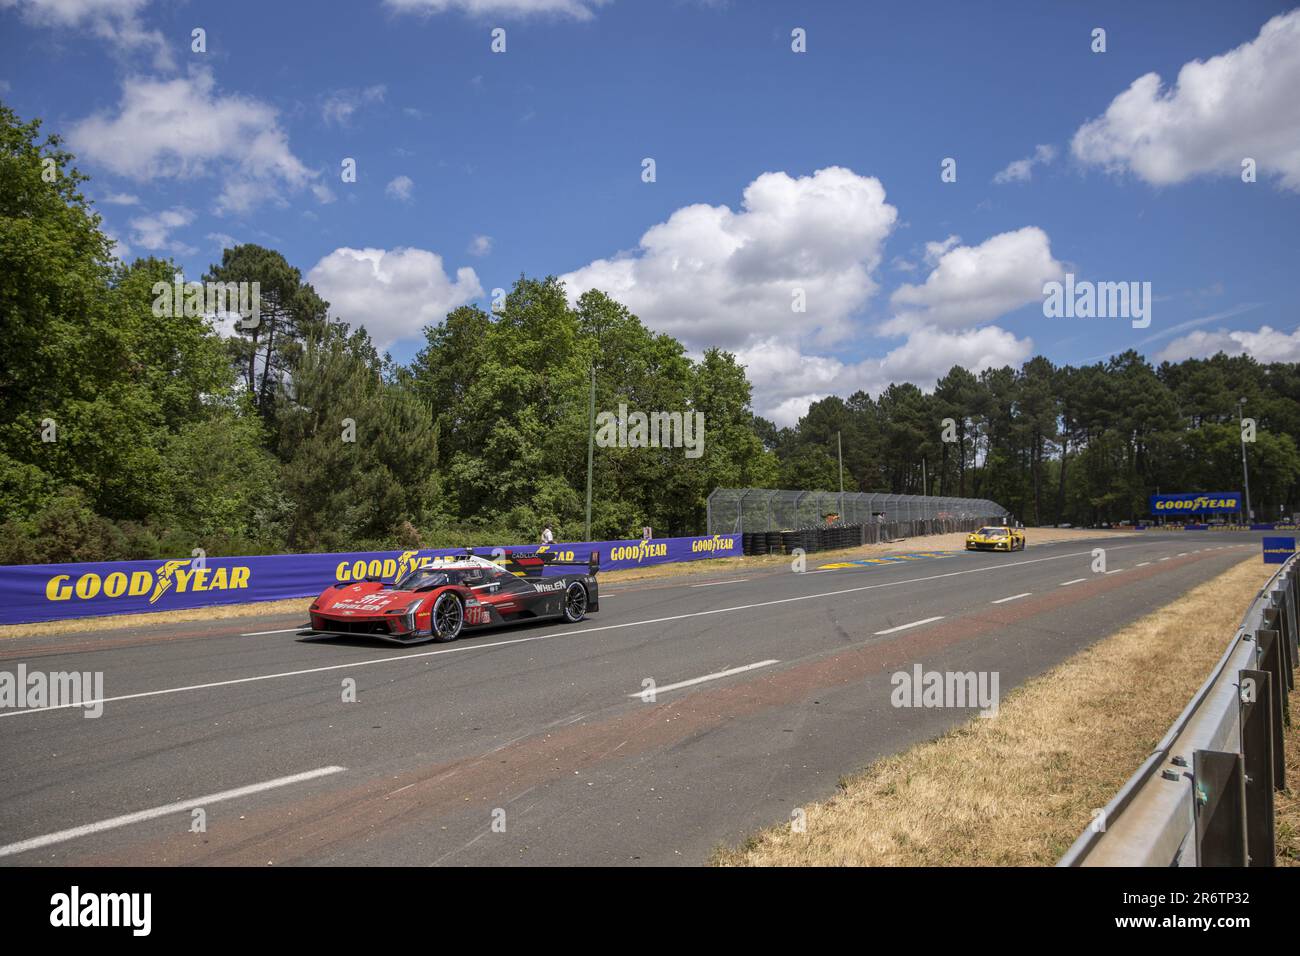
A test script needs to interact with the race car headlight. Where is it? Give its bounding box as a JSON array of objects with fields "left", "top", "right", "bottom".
[{"left": 395, "top": 599, "right": 424, "bottom": 631}]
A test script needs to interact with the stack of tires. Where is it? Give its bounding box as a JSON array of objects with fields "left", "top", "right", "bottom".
[{"left": 741, "top": 524, "right": 868, "bottom": 557}]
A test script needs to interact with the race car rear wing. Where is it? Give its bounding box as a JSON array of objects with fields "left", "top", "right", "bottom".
[{"left": 464, "top": 547, "right": 600, "bottom": 578}]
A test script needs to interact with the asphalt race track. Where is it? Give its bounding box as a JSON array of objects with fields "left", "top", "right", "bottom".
[{"left": 0, "top": 532, "right": 1269, "bottom": 866}]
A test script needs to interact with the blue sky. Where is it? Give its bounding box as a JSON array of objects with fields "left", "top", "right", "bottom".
[{"left": 2, "top": 0, "right": 1298, "bottom": 424}]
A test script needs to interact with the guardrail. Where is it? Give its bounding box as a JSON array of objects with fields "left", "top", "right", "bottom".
[{"left": 1059, "top": 552, "right": 1298, "bottom": 866}]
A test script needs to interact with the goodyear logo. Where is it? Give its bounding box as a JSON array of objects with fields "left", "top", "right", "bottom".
[
  {"left": 335, "top": 549, "right": 439, "bottom": 583},
  {"left": 534, "top": 545, "right": 577, "bottom": 562},
  {"left": 690, "top": 535, "right": 737, "bottom": 554},
  {"left": 610, "top": 540, "right": 669, "bottom": 563},
  {"left": 45, "top": 559, "right": 251, "bottom": 604},
  {"left": 1152, "top": 494, "right": 1241, "bottom": 512}
]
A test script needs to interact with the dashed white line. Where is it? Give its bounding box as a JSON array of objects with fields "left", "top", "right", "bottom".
[
  {"left": 629, "top": 659, "right": 779, "bottom": 698},
  {"left": 241, "top": 626, "right": 307, "bottom": 636},
  {"left": 0, "top": 766, "right": 346, "bottom": 859},
  {"left": 874, "top": 616, "right": 944, "bottom": 635},
  {"left": 689, "top": 578, "right": 750, "bottom": 588},
  {"left": 1136, "top": 562, "right": 1151, "bottom": 567},
  {"left": 991, "top": 592, "right": 1031, "bottom": 604},
  {"left": 1059, "top": 578, "right": 1087, "bottom": 586}
]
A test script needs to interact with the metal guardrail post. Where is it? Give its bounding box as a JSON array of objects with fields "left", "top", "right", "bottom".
[
  {"left": 1239, "top": 667, "right": 1275, "bottom": 867},
  {"left": 1256, "top": 627, "right": 1285, "bottom": 785},
  {"left": 1267, "top": 600, "right": 1296, "bottom": 692},
  {"left": 1193, "top": 749, "right": 1248, "bottom": 866}
]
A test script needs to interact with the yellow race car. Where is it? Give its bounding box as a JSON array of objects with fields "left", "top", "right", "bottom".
[{"left": 965, "top": 526, "right": 1025, "bottom": 552}]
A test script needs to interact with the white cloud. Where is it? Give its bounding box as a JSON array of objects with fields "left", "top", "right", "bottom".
[
  {"left": 385, "top": 175, "right": 414, "bottom": 202},
  {"left": 993, "top": 144, "right": 1056, "bottom": 184},
  {"left": 384, "top": 0, "right": 609, "bottom": 19},
  {"left": 307, "top": 247, "right": 483, "bottom": 348},
  {"left": 1157, "top": 324, "right": 1300, "bottom": 364},
  {"left": 886, "top": 226, "right": 1064, "bottom": 334},
  {"left": 68, "top": 68, "right": 323, "bottom": 215},
  {"left": 468, "top": 234, "right": 492, "bottom": 256},
  {"left": 103, "top": 227, "right": 131, "bottom": 261},
  {"left": 923, "top": 234, "right": 961, "bottom": 266},
  {"left": 129, "top": 206, "right": 195, "bottom": 255},
  {"left": 737, "top": 325, "right": 1033, "bottom": 426},
  {"left": 207, "top": 231, "right": 237, "bottom": 252},
  {"left": 322, "top": 85, "right": 386, "bottom": 126},
  {"left": 2, "top": 0, "right": 173, "bottom": 69},
  {"left": 99, "top": 191, "right": 139, "bottom": 205},
  {"left": 558, "top": 167, "right": 1050, "bottom": 424},
  {"left": 1072, "top": 9, "right": 1300, "bottom": 191},
  {"left": 561, "top": 165, "right": 898, "bottom": 350}
]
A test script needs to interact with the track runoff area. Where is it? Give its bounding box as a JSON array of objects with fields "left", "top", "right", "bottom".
[{"left": 0, "top": 529, "right": 1285, "bottom": 930}]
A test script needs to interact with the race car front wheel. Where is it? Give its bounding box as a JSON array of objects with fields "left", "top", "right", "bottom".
[
  {"left": 430, "top": 592, "right": 464, "bottom": 642},
  {"left": 563, "top": 582, "right": 588, "bottom": 623}
]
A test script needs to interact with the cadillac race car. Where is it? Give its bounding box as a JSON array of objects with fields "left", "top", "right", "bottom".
[
  {"left": 965, "top": 526, "right": 1025, "bottom": 552},
  {"left": 299, "top": 549, "right": 599, "bottom": 645}
]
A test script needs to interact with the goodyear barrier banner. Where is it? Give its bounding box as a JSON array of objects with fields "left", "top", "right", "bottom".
[
  {"left": 1149, "top": 492, "right": 1242, "bottom": 515},
  {"left": 0, "top": 534, "right": 741, "bottom": 625},
  {"left": 1263, "top": 537, "right": 1296, "bottom": 565}
]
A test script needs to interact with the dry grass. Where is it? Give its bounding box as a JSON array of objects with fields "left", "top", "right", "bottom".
[
  {"left": 0, "top": 527, "right": 1125, "bottom": 640},
  {"left": 714, "top": 554, "right": 1277, "bottom": 867}
]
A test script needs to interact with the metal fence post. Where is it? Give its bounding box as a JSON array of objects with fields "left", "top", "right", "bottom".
[
  {"left": 1257, "top": 627, "right": 1286, "bottom": 780},
  {"left": 1193, "top": 749, "right": 1248, "bottom": 866},
  {"left": 1239, "top": 668, "right": 1275, "bottom": 866}
]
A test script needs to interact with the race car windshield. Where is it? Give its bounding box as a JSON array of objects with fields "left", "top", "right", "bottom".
[
  {"left": 978, "top": 527, "right": 1008, "bottom": 536},
  {"left": 394, "top": 569, "right": 450, "bottom": 590}
]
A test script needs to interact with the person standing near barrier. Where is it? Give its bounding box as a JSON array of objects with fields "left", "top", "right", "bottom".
[{"left": 540, "top": 524, "right": 555, "bottom": 545}]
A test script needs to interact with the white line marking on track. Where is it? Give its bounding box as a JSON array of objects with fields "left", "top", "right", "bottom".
[
  {"left": 1136, "top": 562, "right": 1151, "bottom": 567},
  {"left": 874, "top": 616, "right": 944, "bottom": 635},
  {"left": 0, "top": 766, "right": 346, "bottom": 859},
  {"left": 241, "top": 627, "right": 306, "bottom": 636},
  {"left": 689, "top": 579, "right": 750, "bottom": 588},
  {"left": 1059, "top": 578, "right": 1087, "bottom": 586},
  {"left": 1159, "top": 557, "right": 1170, "bottom": 561},
  {"left": 0, "top": 544, "right": 1161, "bottom": 719},
  {"left": 991, "top": 593, "right": 1031, "bottom": 604},
  {"left": 1104, "top": 569, "right": 1122, "bottom": 575},
  {"left": 628, "top": 659, "right": 779, "bottom": 698}
]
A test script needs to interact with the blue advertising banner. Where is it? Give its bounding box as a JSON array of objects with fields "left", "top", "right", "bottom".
[
  {"left": 1149, "top": 492, "right": 1243, "bottom": 515},
  {"left": 1263, "top": 537, "right": 1296, "bottom": 564},
  {"left": 0, "top": 534, "right": 741, "bottom": 625}
]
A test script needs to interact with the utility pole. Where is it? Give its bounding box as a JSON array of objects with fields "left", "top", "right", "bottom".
[
  {"left": 837, "top": 431, "right": 845, "bottom": 520},
  {"left": 1239, "top": 397, "right": 1252, "bottom": 523},
  {"left": 585, "top": 365, "right": 595, "bottom": 541}
]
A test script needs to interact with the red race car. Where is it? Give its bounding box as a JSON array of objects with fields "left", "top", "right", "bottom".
[{"left": 300, "top": 550, "right": 600, "bottom": 645}]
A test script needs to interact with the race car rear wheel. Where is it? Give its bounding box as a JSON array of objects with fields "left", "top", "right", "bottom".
[
  {"left": 563, "top": 582, "right": 588, "bottom": 623},
  {"left": 430, "top": 592, "right": 464, "bottom": 642}
]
